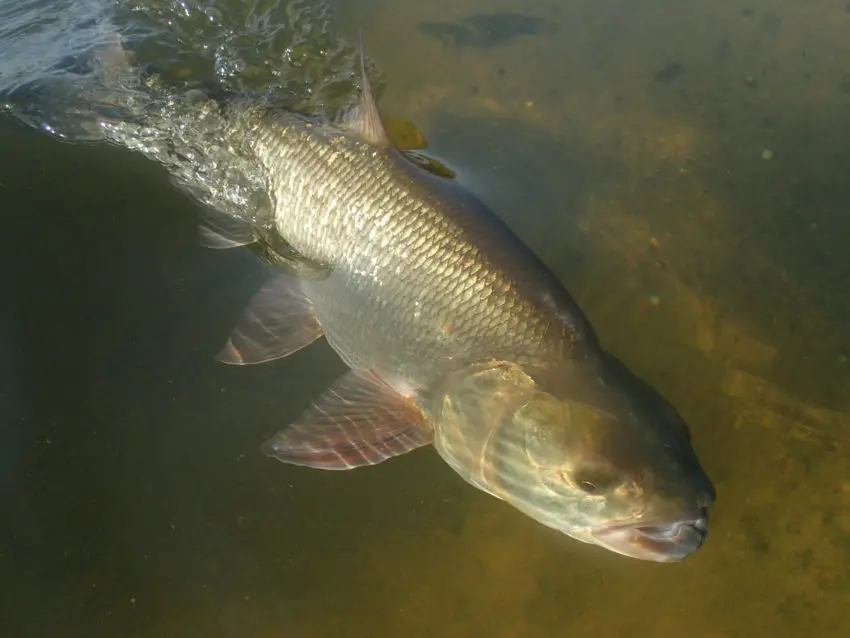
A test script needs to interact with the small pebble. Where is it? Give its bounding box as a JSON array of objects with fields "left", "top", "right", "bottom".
[{"left": 762, "top": 149, "right": 774, "bottom": 160}]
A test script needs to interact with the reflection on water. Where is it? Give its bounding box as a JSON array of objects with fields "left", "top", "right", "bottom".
[{"left": 2, "top": 0, "right": 850, "bottom": 636}]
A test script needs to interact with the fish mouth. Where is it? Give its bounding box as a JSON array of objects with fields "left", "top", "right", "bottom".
[{"left": 590, "top": 507, "right": 709, "bottom": 563}]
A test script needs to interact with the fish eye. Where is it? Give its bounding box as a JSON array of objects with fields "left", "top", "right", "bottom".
[
  {"left": 578, "top": 479, "right": 601, "bottom": 494},
  {"left": 572, "top": 466, "right": 622, "bottom": 494}
]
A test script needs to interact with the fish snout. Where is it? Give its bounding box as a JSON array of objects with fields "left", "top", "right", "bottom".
[{"left": 591, "top": 506, "right": 710, "bottom": 562}]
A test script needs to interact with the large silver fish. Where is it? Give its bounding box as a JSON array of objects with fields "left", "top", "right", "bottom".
[{"left": 101, "top": 38, "right": 716, "bottom": 562}]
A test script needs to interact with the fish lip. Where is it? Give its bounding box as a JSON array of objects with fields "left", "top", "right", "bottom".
[
  {"left": 593, "top": 505, "right": 709, "bottom": 534},
  {"left": 589, "top": 507, "right": 709, "bottom": 562}
]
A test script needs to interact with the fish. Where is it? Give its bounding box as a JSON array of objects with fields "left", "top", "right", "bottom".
[{"left": 94, "top": 35, "right": 716, "bottom": 562}]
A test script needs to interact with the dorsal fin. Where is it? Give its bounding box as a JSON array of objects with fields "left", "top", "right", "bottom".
[{"left": 337, "top": 32, "right": 391, "bottom": 147}]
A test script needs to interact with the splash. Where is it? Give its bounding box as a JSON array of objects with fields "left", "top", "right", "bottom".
[
  {"left": 2, "top": 0, "right": 366, "bottom": 130},
  {"left": 0, "top": 0, "right": 369, "bottom": 221}
]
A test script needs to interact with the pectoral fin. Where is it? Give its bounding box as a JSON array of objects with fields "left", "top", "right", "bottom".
[
  {"left": 262, "top": 369, "right": 433, "bottom": 469},
  {"left": 218, "top": 273, "right": 323, "bottom": 364}
]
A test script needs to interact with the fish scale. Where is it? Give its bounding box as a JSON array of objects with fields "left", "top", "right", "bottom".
[{"left": 233, "top": 108, "right": 575, "bottom": 390}]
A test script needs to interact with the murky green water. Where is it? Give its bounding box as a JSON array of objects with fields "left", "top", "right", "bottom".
[{"left": 2, "top": 0, "right": 849, "bottom": 636}]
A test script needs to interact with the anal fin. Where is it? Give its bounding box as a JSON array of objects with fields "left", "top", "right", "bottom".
[
  {"left": 198, "top": 209, "right": 257, "bottom": 249},
  {"left": 262, "top": 369, "right": 433, "bottom": 470}
]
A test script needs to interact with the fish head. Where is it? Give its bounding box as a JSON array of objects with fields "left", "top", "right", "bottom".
[{"left": 432, "top": 354, "right": 715, "bottom": 562}]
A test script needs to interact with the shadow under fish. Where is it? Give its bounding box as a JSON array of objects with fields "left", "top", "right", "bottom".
[{"left": 419, "top": 13, "right": 555, "bottom": 48}]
